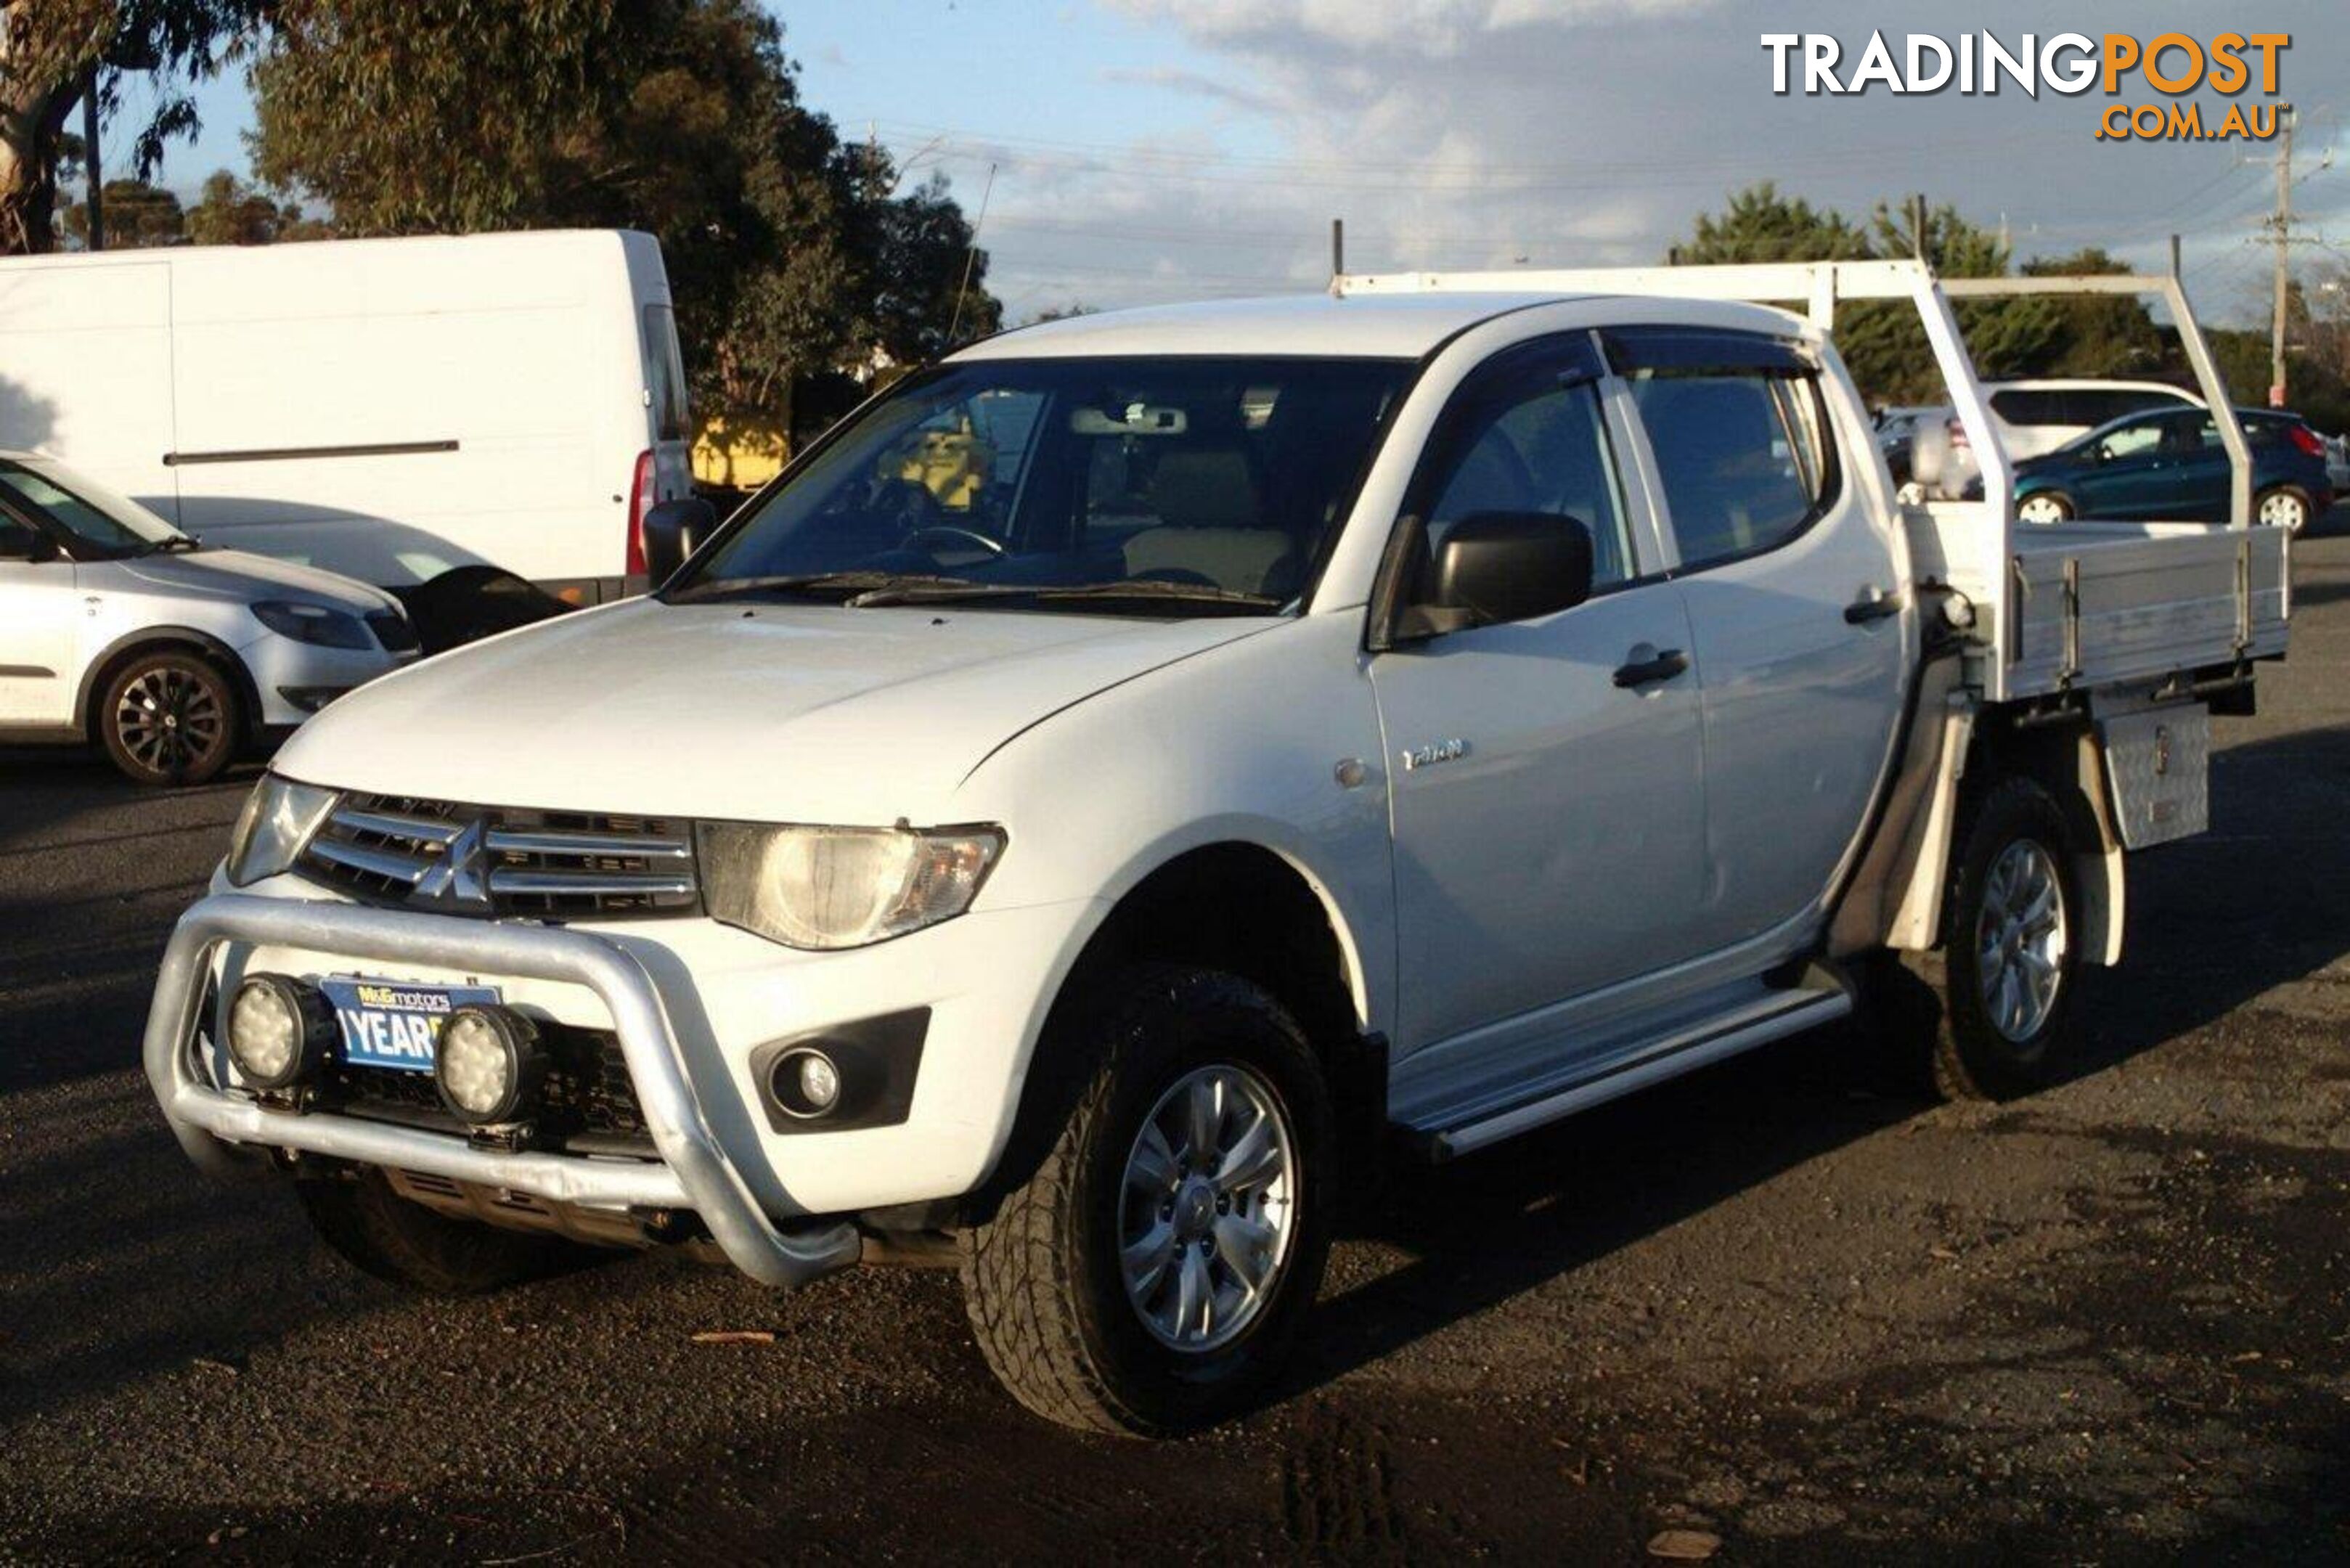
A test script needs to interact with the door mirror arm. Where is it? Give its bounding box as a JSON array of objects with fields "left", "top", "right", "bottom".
[
  {"left": 1366, "top": 513, "right": 1428, "bottom": 654},
  {"left": 1389, "top": 603, "right": 1484, "bottom": 645}
]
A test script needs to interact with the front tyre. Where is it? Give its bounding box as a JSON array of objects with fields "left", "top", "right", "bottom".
[
  {"left": 958, "top": 966, "right": 1336, "bottom": 1436},
  {"left": 2017, "top": 492, "right": 2075, "bottom": 526},
  {"left": 97, "top": 650, "right": 241, "bottom": 786},
  {"left": 1881, "top": 776, "right": 2082, "bottom": 1101}
]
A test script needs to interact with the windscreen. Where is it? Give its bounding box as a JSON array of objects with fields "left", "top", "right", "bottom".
[
  {"left": 677, "top": 356, "right": 1413, "bottom": 613},
  {"left": 0, "top": 460, "right": 184, "bottom": 554}
]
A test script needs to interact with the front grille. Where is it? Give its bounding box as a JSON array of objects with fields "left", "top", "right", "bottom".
[
  {"left": 366, "top": 611, "right": 420, "bottom": 654},
  {"left": 300, "top": 792, "right": 699, "bottom": 920},
  {"left": 325, "top": 1022, "right": 652, "bottom": 1153}
]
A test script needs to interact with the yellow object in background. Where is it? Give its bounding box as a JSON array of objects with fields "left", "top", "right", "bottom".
[
  {"left": 898, "top": 427, "right": 988, "bottom": 512},
  {"left": 693, "top": 417, "right": 788, "bottom": 489}
]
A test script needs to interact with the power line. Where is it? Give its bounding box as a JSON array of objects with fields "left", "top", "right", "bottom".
[
  {"left": 857, "top": 115, "right": 2070, "bottom": 181},
  {"left": 978, "top": 210, "right": 1678, "bottom": 252},
  {"left": 870, "top": 129, "right": 2084, "bottom": 196}
]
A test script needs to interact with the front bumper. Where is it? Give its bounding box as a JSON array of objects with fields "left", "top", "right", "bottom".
[
  {"left": 239, "top": 634, "right": 417, "bottom": 729},
  {"left": 144, "top": 892, "right": 862, "bottom": 1288}
]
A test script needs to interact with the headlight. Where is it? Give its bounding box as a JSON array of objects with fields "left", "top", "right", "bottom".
[
  {"left": 698, "top": 822, "right": 1005, "bottom": 950},
  {"left": 252, "top": 600, "right": 375, "bottom": 650},
  {"left": 225, "top": 775, "right": 338, "bottom": 886}
]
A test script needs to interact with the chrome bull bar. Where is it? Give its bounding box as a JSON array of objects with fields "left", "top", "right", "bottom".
[{"left": 143, "top": 892, "right": 862, "bottom": 1289}]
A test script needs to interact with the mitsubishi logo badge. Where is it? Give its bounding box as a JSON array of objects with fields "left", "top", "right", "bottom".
[{"left": 411, "top": 817, "right": 493, "bottom": 909}]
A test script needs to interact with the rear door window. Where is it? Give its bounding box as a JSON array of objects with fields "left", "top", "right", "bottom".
[
  {"left": 2161, "top": 412, "right": 2225, "bottom": 454},
  {"left": 642, "top": 304, "right": 690, "bottom": 441},
  {"left": 1610, "top": 330, "right": 1835, "bottom": 572}
]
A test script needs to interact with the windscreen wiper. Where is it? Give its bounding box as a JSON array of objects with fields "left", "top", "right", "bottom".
[
  {"left": 845, "top": 579, "right": 1284, "bottom": 613},
  {"left": 666, "top": 571, "right": 976, "bottom": 605},
  {"left": 134, "top": 536, "right": 203, "bottom": 555}
]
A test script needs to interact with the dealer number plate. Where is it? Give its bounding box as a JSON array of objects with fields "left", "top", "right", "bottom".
[{"left": 319, "top": 976, "right": 502, "bottom": 1074}]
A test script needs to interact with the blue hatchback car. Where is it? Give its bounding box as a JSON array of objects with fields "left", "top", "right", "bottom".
[{"left": 2008, "top": 406, "right": 2335, "bottom": 533}]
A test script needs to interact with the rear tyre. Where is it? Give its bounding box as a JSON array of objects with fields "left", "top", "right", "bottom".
[
  {"left": 2017, "top": 492, "right": 2074, "bottom": 526},
  {"left": 97, "top": 649, "right": 241, "bottom": 786},
  {"left": 2256, "top": 485, "right": 2314, "bottom": 536},
  {"left": 1877, "top": 776, "right": 2083, "bottom": 1101},
  {"left": 958, "top": 966, "right": 1336, "bottom": 1437},
  {"left": 297, "top": 1169, "right": 597, "bottom": 1296}
]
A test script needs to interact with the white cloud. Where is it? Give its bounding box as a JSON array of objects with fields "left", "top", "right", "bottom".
[
  {"left": 1104, "top": 0, "right": 1718, "bottom": 56},
  {"left": 963, "top": 0, "right": 2344, "bottom": 324}
]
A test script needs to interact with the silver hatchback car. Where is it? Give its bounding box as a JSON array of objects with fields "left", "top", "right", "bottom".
[{"left": 0, "top": 452, "right": 420, "bottom": 785}]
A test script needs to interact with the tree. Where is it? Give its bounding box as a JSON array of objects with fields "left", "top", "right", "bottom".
[
  {"left": 1670, "top": 187, "right": 2070, "bottom": 405},
  {"left": 57, "top": 171, "right": 179, "bottom": 243},
  {"left": 1670, "top": 181, "right": 1870, "bottom": 266},
  {"left": 249, "top": 0, "right": 996, "bottom": 443},
  {"left": 1, "top": 0, "right": 268, "bottom": 253},
  {"left": 1863, "top": 200, "right": 2063, "bottom": 393},
  {"left": 1671, "top": 184, "right": 1927, "bottom": 401},
  {"left": 2021, "top": 248, "right": 2163, "bottom": 377},
  {"left": 184, "top": 166, "right": 324, "bottom": 243}
]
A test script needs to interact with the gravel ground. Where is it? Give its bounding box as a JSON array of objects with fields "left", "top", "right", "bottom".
[{"left": 4, "top": 526, "right": 2349, "bottom": 1563}]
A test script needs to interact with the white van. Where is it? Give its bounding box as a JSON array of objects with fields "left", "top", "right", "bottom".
[{"left": 0, "top": 229, "right": 695, "bottom": 603}]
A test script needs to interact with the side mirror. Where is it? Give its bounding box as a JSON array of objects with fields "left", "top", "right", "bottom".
[
  {"left": 1405, "top": 511, "right": 1594, "bottom": 638},
  {"left": 640, "top": 497, "right": 719, "bottom": 583}
]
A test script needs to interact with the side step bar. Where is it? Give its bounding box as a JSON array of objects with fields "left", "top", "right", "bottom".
[{"left": 1423, "top": 987, "right": 1853, "bottom": 1161}]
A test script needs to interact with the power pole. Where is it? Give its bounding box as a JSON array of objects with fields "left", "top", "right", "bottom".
[
  {"left": 2269, "top": 105, "right": 2296, "bottom": 407},
  {"left": 81, "top": 69, "right": 104, "bottom": 251},
  {"left": 945, "top": 161, "right": 995, "bottom": 346}
]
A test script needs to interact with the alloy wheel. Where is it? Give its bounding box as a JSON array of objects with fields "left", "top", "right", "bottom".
[
  {"left": 1975, "top": 837, "right": 2068, "bottom": 1043},
  {"left": 2259, "top": 490, "right": 2309, "bottom": 534},
  {"left": 114, "top": 665, "right": 227, "bottom": 777},
  {"left": 1118, "top": 1063, "right": 1300, "bottom": 1353}
]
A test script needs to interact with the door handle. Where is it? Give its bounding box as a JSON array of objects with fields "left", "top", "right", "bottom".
[
  {"left": 1843, "top": 587, "right": 1907, "bottom": 624},
  {"left": 1612, "top": 646, "right": 1689, "bottom": 688}
]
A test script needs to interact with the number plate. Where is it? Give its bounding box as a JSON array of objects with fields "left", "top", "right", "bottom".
[{"left": 320, "top": 976, "right": 502, "bottom": 1074}]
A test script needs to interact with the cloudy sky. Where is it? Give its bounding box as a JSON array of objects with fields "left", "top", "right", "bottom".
[{"left": 150, "top": 1, "right": 2350, "bottom": 327}]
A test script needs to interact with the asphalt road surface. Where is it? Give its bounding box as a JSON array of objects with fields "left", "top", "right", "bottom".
[{"left": 7, "top": 527, "right": 2350, "bottom": 1564}]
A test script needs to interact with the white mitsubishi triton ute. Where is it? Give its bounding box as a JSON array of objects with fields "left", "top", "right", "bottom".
[{"left": 144, "top": 261, "right": 2285, "bottom": 1434}]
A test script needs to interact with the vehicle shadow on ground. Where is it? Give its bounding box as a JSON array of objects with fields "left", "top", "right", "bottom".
[
  {"left": 1284, "top": 714, "right": 2350, "bottom": 1404},
  {"left": 0, "top": 746, "right": 256, "bottom": 1095}
]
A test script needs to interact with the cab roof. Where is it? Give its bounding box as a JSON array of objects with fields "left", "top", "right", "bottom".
[{"left": 952, "top": 291, "right": 1588, "bottom": 363}]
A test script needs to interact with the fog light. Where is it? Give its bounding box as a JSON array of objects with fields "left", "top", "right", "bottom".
[
  {"left": 227, "top": 975, "right": 333, "bottom": 1090},
  {"left": 433, "top": 1005, "right": 546, "bottom": 1124},
  {"left": 772, "top": 1048, "right": 842, "bottom": 1119},
  {"left": 276, "top": 685, "right": 353, "bottom": 714}
]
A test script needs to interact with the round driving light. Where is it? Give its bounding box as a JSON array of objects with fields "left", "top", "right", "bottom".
[
  {"left": 797, "top": 1052, "right": 840, "bottom": 1111},
  {"left": 227, "top": 975, "right": 332, "bottom": 1090},
  {"left": 772, "top": 1048, "right": 844, "bottom": 1119},
  {"left": 433, "top": 1005, "right": 545, "bottom": 1124}
]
